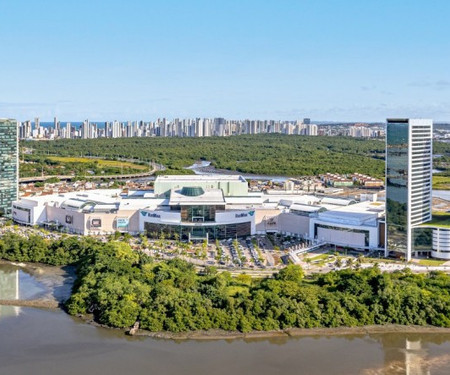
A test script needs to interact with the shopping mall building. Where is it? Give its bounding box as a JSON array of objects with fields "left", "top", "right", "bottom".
[{"left": 12, "top": 175, "right": 390, "bottom": 249}]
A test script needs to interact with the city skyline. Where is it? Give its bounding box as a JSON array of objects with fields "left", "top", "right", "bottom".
[
  {"left": 18, "top": 116, "right": 384, "bottom": 140},
  {"left": 1, "top": 0, "right": 450, "bottom": 121}
]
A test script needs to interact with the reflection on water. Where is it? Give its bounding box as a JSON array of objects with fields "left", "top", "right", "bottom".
[
  {"left": 0, "top": 268, "right": 19, "bottom": 299},
  {"left": 1, "top": 264, "right": 450, "bottom": 374},
  {"left": 0, "top": 263, "right": 53, "bottom": 321},
  {"left": 362, "top": 334, "right": 450, "bottom": 375},
  {"left": 0, "top": 268, "right": 20, "bottom": 318},
  {"left": 0, "top": 307, "right": 449, "bottom": 375},
  {"left": 370, "top": 336, "right": 432, "bottom": 375}
]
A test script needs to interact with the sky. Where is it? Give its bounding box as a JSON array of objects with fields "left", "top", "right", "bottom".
[{"left": 1, "top": 0, "right": 449, "bottom": 122}]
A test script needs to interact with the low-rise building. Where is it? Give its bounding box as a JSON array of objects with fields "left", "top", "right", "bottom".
[{"left": 12, "top": 174, "right": 392, "bottom": 252}]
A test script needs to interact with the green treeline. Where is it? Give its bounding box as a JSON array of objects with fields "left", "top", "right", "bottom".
[
  {"left": 1, "top": 233, "right": 449, "bottom": 332},
  {"left": 22, "top": 135, "right": 450, "bottom": 178},
  {"left": 23, "top": 135, "right": 387, "bottom": 177},
  {"left": 0, "top": 233, "right": 97, "bottom": 265}
]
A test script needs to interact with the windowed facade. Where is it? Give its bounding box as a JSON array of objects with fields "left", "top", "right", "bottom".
[
  {"left": 386, "top": 120, "right": 409, "bottom": 257},
  {"left": 0, "top": 119, "right": 18, "bottom": 216},
  {"left": 144, "top": 221, "right": 251, "bottom": 240},
  {"left": 411, "top": 227, "right": 432, "bottom": 254},
  {"left": 385, "top": 119, "right": 432, "bottom": 260},
  {"left": 177, "top": 205, "right": 225, "bottom": 222}
]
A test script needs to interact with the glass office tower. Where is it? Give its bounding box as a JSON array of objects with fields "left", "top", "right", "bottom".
[
  {"left": 385, "top": 118, "right": 432, "bottom": 260},
  {"left": 0, "top": 119, "right": 18, "bottom": 216}
]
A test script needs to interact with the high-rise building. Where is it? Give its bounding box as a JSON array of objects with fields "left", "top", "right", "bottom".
[
  {"left": 65, "top": 122, "right": 71, "bottom": 139},
  {"left": 195, "top": 118, "right": 203, "bottom": 137},
  {"left": 385, "top": 118, "right": 433, "bottom": 260},
  {"left": 19, "top": 121, "right": 32, "bottom": 139},
  {"left": 307, "top": 124, "right": 318, "bottom": 136},
  {"left": 0, "top": 119, "right": 18, "bottom": 216},
  {"left": 54, "top": 117, "right": 60, "bottom": 137}
]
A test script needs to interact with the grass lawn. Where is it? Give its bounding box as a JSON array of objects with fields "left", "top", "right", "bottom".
[
  {"left": 308, "top": 254, "right": 331, "bottom": 262},
  {"left": 432, "top": 175, "right": 450, "bottom": 190},
  {"left": 426, "top": 212, "right": 450, "bottom": 228},
  {"left": 46, "top": 156, "right": 149, "bottom": 170},
  {"left": 365, "top": 257, "right": 399, "bottom": 264},
  {"left": 418, "top": 259, "right": 447, "bottom": 266}
]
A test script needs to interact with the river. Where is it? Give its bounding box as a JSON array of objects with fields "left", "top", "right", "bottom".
[{"left": 1, "top": 263, "right": 450, "bottom": 374}]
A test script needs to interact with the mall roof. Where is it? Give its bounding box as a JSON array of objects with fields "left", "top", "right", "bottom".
[
  {"left": 169, "top": 188, "right": 225, "bottom": 206},
  {"left": 316, "top": 201, "right": 385, "bottom": 227},
  {"left": 290, "top": 203, "right": 324, "bottom": 213}
]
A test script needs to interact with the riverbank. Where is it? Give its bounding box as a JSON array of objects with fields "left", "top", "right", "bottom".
[
  {"left": 66, "top": 313, "right": 450, "bottom": 340},
  {"left": 2, "top": 259, "right": 450, "bottom": 342},
  {"left": 0, "top": 299, "right": 60, "bottom": 309},
  {"left": 131, "top": 325, "right": 450, "bottom": 340}
]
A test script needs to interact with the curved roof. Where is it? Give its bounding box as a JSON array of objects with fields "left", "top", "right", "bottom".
[
  {"left": 180, "top": 186, "right": 204, "bottom": 197},
  {"left": 321, "top": 197, "right": 356, "bottom": 206}
]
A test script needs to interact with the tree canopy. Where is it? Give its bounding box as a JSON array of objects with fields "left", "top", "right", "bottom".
[
  {"left": 22, "top": 134, "right": 387, "bottom": 177},
  {"left": 1, "top": 233, "right": 449, "bottom": 333}
]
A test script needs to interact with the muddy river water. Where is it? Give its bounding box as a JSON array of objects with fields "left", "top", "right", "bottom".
[{"left": 1, "top": 263, "right": 450, "bottom": 375}]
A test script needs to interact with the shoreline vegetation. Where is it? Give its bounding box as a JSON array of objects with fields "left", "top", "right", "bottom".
[
  {"left": 78, "top": 314, "right": 450, "bottom": 340},
  {"left": 2, "top": 291, "right": 450, "bottom": 340},
  {"left": 1, "top": 233, "right": 450, "bottom": 340}
]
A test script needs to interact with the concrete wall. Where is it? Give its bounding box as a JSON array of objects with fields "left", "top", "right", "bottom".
[
  {"left": 317, "top": 227, "right": 366, "bottom": 247},
  {"left": 310, "top": 218, "right": 379, "bottom": 248},
  {"left": 255, "top": 210, "right": 310, "bottom": 237},
  {"left": 46, "top": 207, "right": 140, "bottom": 235},
  {"left": 255, "top": 209, "right": 281, "bottom": 233},
  {"left": 47, "top": 206, "right": 86, "bottom": 234},
  {"left": 278, "top": 213, "right": 310, "bottom": 237},
  {"left": 12, "top": 201, "right": 47, "bottom": 225}
]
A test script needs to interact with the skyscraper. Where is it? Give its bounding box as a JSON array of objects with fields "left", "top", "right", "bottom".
[
  {"left": 385, "top": 118, "right": 433, "bottom": 260},
  {"left": 306, "top": 124, "right": 318, "bottom": 136},
  {"left": 0, "top": 119, "right": 19, "bottom": 216}
]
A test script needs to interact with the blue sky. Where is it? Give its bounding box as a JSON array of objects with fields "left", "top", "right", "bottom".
[{"left": 1, "top": 0, "right": 449, "bottom": 121}]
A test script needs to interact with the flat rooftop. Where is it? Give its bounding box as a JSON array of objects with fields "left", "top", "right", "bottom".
[
  {"left": 316, "top": 200, "right": 385, "bottom": 226},
  {"left": 169, "top": 188, "right": 226, "bottom": 206}
]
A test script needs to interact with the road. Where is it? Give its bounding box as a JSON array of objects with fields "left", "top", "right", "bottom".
[{"left": 19, "top": 167, "right": 158, "bottom": 183}]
